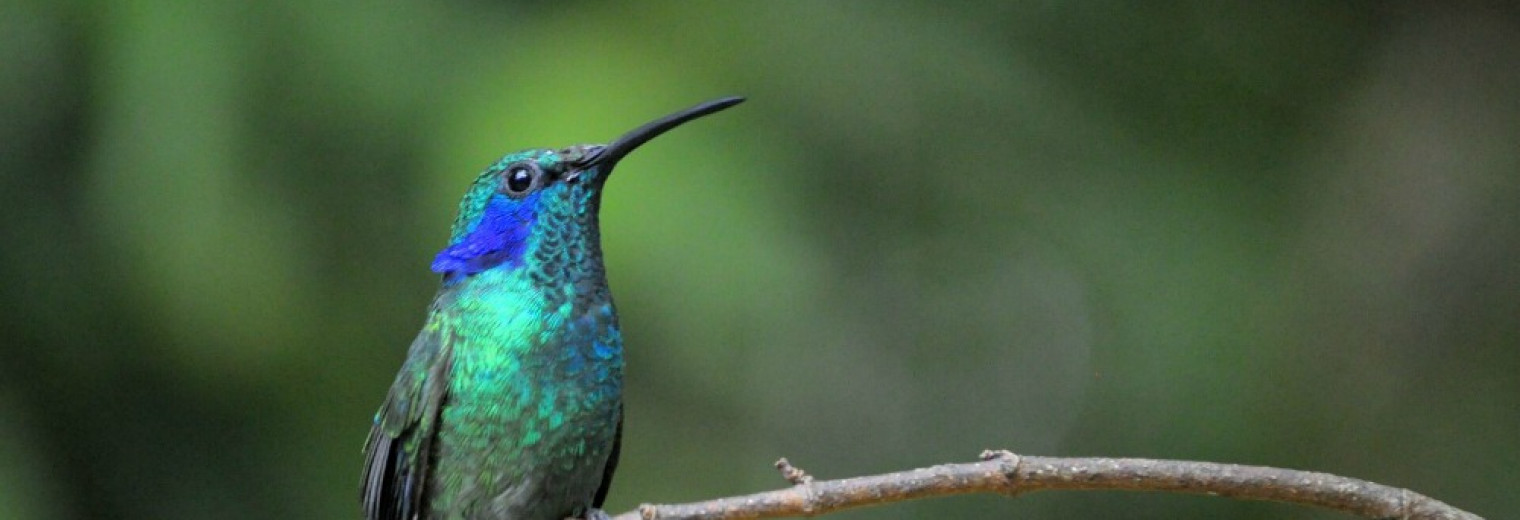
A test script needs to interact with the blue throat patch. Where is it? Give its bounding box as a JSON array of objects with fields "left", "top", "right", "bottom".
[{"left": 431, "top": 192, "right": 538, "bottom": 281}]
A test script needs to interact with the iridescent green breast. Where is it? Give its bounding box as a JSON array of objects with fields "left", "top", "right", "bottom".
[{"left": 425, "top": 266, "right": 624, "bottom": 519}]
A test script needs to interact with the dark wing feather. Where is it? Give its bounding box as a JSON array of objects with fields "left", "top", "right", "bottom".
[
  {"left": 592, "top": 404, "right": 623, "bottom": 508},
  {"left": 362, "top": 322, "right": 454, "bottom": 520}
]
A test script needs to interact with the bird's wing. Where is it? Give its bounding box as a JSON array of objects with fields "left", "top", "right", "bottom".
[
  {"left": 362, "top": 320, "right": 455, "bottom": 520},
  {"left": 592, "top": 403, "right": 623, "bottom": 509}
]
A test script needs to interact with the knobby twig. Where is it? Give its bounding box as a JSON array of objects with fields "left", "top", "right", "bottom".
[
  {"left": 610, "top": 450, "right": 1481, "bottom": 520},
  {"left": 773, "top": 458, "right": 813, "bottom": 485}
]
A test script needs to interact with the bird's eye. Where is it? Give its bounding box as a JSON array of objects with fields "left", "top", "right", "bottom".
[{"left": 504, "top": 165, "right": 537, "bottom": 195}]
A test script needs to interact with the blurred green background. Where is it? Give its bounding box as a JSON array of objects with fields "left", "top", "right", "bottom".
[{"left": 4, "top": 1, "right": 1518, "bottom": 519}]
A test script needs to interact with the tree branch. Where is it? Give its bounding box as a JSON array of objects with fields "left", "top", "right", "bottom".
[{"left": 610, "top": 450, "right": 1481, "bottom": 520}]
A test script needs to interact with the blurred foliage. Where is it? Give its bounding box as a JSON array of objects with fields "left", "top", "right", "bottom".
[{"left": 3, "top": 1, "right": 1518, "bottom": 519}]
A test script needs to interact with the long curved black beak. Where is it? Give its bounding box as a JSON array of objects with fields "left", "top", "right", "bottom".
[{"left": 582, "top": 96, "right": 745, "bottom": 170}]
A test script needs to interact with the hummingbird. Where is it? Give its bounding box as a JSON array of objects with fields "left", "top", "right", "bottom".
[{"left": 362, "top": 97, "right": 745, "bottom": 520}]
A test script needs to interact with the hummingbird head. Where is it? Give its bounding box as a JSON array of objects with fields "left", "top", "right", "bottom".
[{"left": 429, "top": 97, "right": 744, "bottom": 284}]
